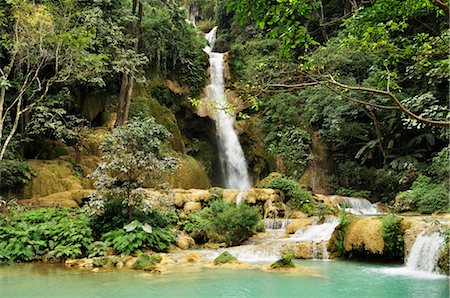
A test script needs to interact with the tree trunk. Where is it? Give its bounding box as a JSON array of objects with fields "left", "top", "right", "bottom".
[{"left": 115, "top": 0, "right": 142, "bottom": 127}]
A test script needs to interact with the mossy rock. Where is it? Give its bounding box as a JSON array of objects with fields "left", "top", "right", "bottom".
[
  {"left": 163, "top": 153, "right": 211, "bottom": 189},
  {"left": 20, "top": 189, "right": 94, "bottom": 208},
  {"left": 23, "top": 160, "right": 85, "bottom": 198},
  {"left": 132, "top": 254, "right": 162, "bottom": 271},
  {"left": 92, "top": 257, "right": 116, "bottom": 268},
  {"left": 213, "top": 251, "right": 238, "bottom": 265},
  {"left": 129, "top": 96, "right": 185, "bottom": 152},
  {"left": 270, "top": 253, "right": 295, "bottom": 269},
  {"left": 255, "top": 172, "right": 284, "bottom": 188}
]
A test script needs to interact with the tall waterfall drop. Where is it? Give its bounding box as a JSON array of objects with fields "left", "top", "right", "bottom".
[{"left": 204, "top": 27, "right": 251, "bottom": 190}]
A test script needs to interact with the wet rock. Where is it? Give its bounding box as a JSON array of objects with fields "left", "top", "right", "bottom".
[
  {"left": 213, "top": 251, "right": 240, "bottom": 265},
  {"left": 176, "top": 233, "right": 196, "bottom": 250},
  {"left": 183, "top": 202, "right": 201, "bottom": 215},
  {"left": 178, "top": 253, "right": 203, "bottom": 264},
  {"left": 285, "top": 219, "right": 314, "bottom": 234}
]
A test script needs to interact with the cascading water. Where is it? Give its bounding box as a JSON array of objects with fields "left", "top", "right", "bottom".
[
  {"left": 289, "top": 217, "right": 340, "bottom": 259},
  {"left": 290, "top": 217, "right": 340, "bottom": 242},
  {"left": 264, "top": 219, "right": 292, "bottom": 230},
  {"left": 406, "top": 232, "right": 445, "bottom": 273},
  {"left": 376, "top": 231, "right": 447, "bottom": 279},
  {"left": 331, "top": 195, "right": 379, "bottom": 215},
  {"left": 204, "top": 27, "right": 251, "bottom": 190}
]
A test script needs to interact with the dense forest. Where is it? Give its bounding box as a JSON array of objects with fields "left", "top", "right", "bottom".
[{"left": 0, "top": 0, "right": 448, "bottom": 284}]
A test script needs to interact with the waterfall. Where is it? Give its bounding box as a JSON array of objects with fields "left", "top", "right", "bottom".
[
  {"left": 290, "top": 217, "right": 340, "bottom": 243},
  {"left": 406, "top": 232, "right": 445, "bottom": 273},
  {"left": 204, "top": 27, "right": 251, "bottom": 190},
  {"left": 376, "top": 231, "right": 447, "bottom": 279},
  {"left": 264, "top": 219, "right": 293, "bottom": 230},
  {"left": 331, "top": 195, "right": 379, "bottom": 215}
]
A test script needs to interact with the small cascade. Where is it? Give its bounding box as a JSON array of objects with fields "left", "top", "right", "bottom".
[
  {"left": 291, "top": 217, "right": 339, "bottom": 242},
  {"left": 203, "top": 27, "right": 251, "bottom": 191},
  {"left": 289, "top": 217, "right": 340, "bottom": 260},
  {"left": 375, "top": 231, "right": 447, "bottom": 279},
  {"left": 331, "top": 195, "right": 379, "bottom": 215},
  {"left": 264, "top": 219, "right": 292, "bottom": 230},
  {"left": 406, "top": 232, "right": 445, "bottom": 273}
]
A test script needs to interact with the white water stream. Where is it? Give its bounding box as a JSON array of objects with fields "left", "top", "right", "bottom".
[
  {"left": 406, "top": 232, "right": 446, "bottom": 273},
  {"left": 377, "top": 231, "right": 447, "bottom": 279},
  {"left": 204, "top": 27, "right": 251, "bottom": 190},
  {"left": 191, "top": 217, "right": 340, "bottom": 262},
  {"left": 331, "top": 195, "right": 379, "bottom": 215}
]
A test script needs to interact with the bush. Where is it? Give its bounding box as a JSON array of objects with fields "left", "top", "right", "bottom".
[
  {"left": 101, "top": 221, "right": 174, "bottom": 255},
  {"left": 181, "top": 200, "right": 262, "bottom": 246},
  {"left": 333, "top": 161, "right": 401, "bottom": 201},
  {"left": 0, "top": 159, "right": 36, "bottom": 191},
  {"left": 395, "top": 176, "right": 448, "bottom": 214},
  {"left": 381, "top": 214, "right": 404, "bottom": 259},
  {"left": 0, "top": 208, "right": 93, "bottom": 263},
  {"left": 266, "top": 176, "right": 314, "bottom": 213},
  {"left": 209, "top": 203, "right": 262, "bottom": 246},
  {"left": 332, "top": 210, "right": 352, "bottom": 257},
  {"left": 89, "top": 198, "right": 178, "bottom": 236},
  {"left": 132, "top": 253, "right": 161, "bottom": 271}
]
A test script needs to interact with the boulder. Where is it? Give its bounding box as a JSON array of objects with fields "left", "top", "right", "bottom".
[
  {"left": 285, "top": 218, "right": 314, "bottom": 234},
  {"left": 183, "top": 201, "right": 202, "bottom": 215},
  {"left": 20, "top": 189, "right": 94, "bottom": 208},
  {"left": 176, "top": 233, "right": 196, "bottom": 250},
  {"left": 213, "top": 251, "right": 240, "bottom": 265},
  {"left": 178, "top": 252, "right": 203, "bottom": 264},
  {"left": 23, "top": 160, "right": 85, "bottom": 198},
  {"left": 289, "top": 241, "right": 314, "bottom": 259}
]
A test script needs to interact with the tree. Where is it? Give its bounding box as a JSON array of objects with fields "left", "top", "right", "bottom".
[
  {"left": 90, "top": 117, "right": 177, "bottom": 221},
  {"left": 114, "top": 0, "right": 146, "bottom": 127},
  {"left": 0, "top": 0, "right": 108, "bottom": 161},
  {"left": 228, "top": 0, "right": 450, "bottom": 127}
]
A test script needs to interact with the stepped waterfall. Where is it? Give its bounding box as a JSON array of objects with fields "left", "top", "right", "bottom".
[
  {"left": 406, "top": 232, "right": 446, "bottom": 273},
  {"left": 204, "top": 27, "right": 251, "bottom": 190}
]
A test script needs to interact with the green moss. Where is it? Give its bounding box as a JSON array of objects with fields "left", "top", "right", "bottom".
[
  {"left": 92, "top": 257, "right": 110, "bottom": 268},
  {"left": 270, "top": 253, "right": 295, "bottom": 269},
  {"left": 132, "top": 253, "right": 162, "bottom": 271},
  {"left": 129, "top": 96, "right": 184, "bottom": 152},
  {"left": 213, "top": 251, "right": 238, "bottom": 265},
  {"left": 210, "top": 187, "right": 224, "bottom": 200},
  {"left": 162, "top": 153, "right": 211, "bottom": 189}
]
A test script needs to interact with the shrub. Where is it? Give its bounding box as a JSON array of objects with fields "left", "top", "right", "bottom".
[
  {"left": 101, "top": 221, "right": 174, "bottom": 255},
  {"left": 209, "top": 203, "right": 262, "bottom": 246},
  {"left": 266, "top": 176, "right": 314, "bottom": 213},
  {"left": 132, "top": 253, "right": 161, "bottom": 271},
  {"left": 0, "top": 208, "right": 93, "bottom": 263},
  {"left": 395, "top": 176, "right": 448, "bottom": 214},
  {"left": 381, "top": 214, "right": 404, "bottom": 259},
  {"left": 0, "top": 159, "right": 36, "bottom": 191},
  {"left": 89, "top": 199, "right": 178, "bottom": 236},
  {"left": 332, "top": 210, "right": 352, "bottom": 256},
  {"left": 181, "top": 200, "right": 262, "bottom": 246}
]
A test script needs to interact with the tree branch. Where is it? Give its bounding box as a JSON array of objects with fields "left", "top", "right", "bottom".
[{"left": 326, "top": 78, "right": 450, "bottom": 126}]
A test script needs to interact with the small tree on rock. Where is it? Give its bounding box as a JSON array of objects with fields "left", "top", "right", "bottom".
[{"left": 89, "top": 117, "right": 177, "bottom": 220}]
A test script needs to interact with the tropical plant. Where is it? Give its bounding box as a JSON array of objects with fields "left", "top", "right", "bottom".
[{"left": 381, "top": 214, "right": 404, "bottom": 259}]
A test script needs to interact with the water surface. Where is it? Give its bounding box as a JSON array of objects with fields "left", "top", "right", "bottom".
[{"left": 1, "top": 261, "right": 448, "bottom": 298}]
